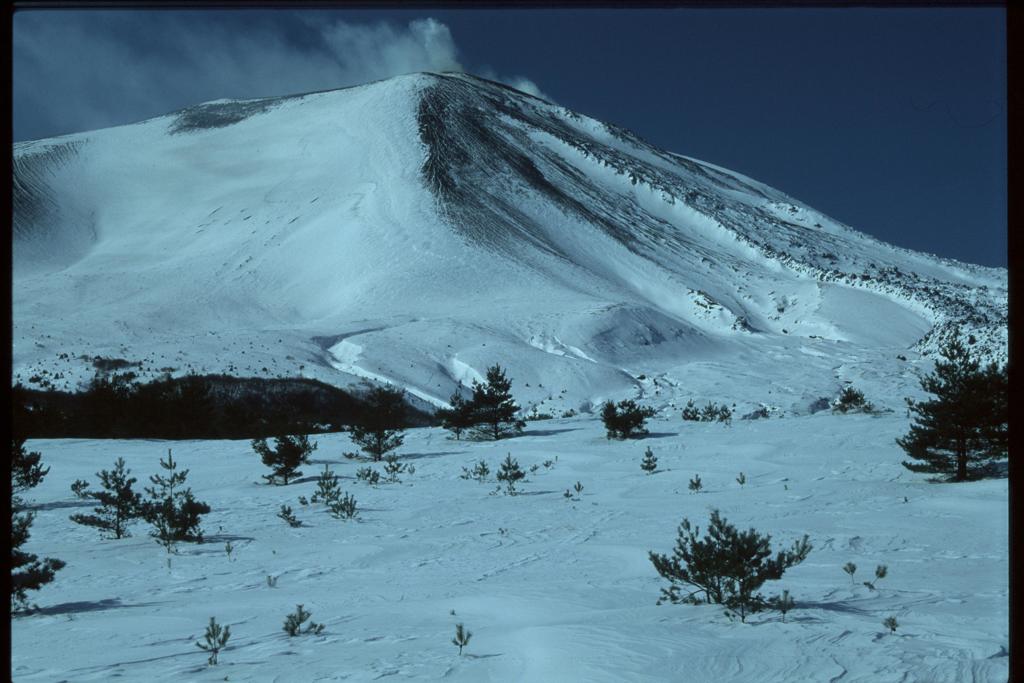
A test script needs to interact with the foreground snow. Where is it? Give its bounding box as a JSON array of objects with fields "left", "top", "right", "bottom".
[{"left": 12, "top": 413, "right": 1007, "bottom": 681}]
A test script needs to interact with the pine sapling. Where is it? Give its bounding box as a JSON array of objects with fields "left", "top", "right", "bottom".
[
  {"left": 252, "top": 435, "right": 317, "bottom": 485},
  {"left": 462, "top": 460, "right": 490, "bottom": 482},
  {"left": 266, "top": 574, "right": 278, "bottom": 588},
  {"left": 310, "top": 464, "right": 341, "bottom": 504},
  {"left": 842, "top": 562, "right": 857, "bottom": 587},
  {"left": 69, "top": 457, "right": 144, "bottom": 539},
  {"left": 573, "top": 481, "right": 584, "bottom": 500},
  {"left": 224, "top": 541, "right": 234, "bottom": 561},
  {"left": 736, "top": 472, "right": 746, "bottom": 487},
  {"left": 882, "top": 615, "right": 899, "bottom": 634},
  {"left": 382, "top": 454, "right": 407, "bottom": 483},
  {"left": 278, "top": 504, "right": 302, "bottom": 528},
  {"left": 143, "top": 449, "right": 209, "bottom": 548},
  {"left": 328, "top": 492, "right": 358, "bottom": 520},
  {"left": 356, "top": 466, "right": 381, "bottom": 486},
  {"left": 863, "top": 564, "right": 888, "bottom": 591},
  {"left": 452, "top": 623, "right": 472, "bottom": 655},
  {"left": 283, "top": 604, "right": 324, "bottom": 636},
  {"left": 641, "top": 447, "right": 658, "bottom": 474},
  {"left": 196, "top": 617, "right": 231, "bottom": 665},
  {"left": 773, "top": 590, "right": 795, "bottom": 622},
  {"left": 688, "top": 474, "right": 702, "bottom": 493},
  {"left": 649, "top": 509, "right": 812, "bottom": 622},
  {"left": 496, "top": 454, "right": 525, "bottom": 495}
]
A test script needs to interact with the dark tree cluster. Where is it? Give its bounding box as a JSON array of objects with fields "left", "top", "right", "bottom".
[
  {"left": 12, "top": 373, "right": 431, "bottom": 440},
  {"left": 602, "top": 399, "right": 656, "bottom": 439},
  {"left": 681, "top": 400, "right": 732, "bottom": 424},
  {"left": 437, "top": 365, "right": 525, "bottom": 441}
]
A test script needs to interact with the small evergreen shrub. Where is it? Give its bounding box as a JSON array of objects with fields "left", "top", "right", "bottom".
[
  {"left": 682, "top": 400, "right": 731, "bottom": 423},
  {"left": 69, "top": 457, "right": 144, "bottom": 539},
  {"left": 641, "top": 447, "right": 658, "bottom": 474},
  {"left": 601, "top": 399, "right": 656, "bottom": 439},
  {"left": 252, "top": 434, "right": 317, "bottom": 485},
  {"left": 700, "top": 402, "right": 732, "bottom": 424},
  {"left": 863, "top": 564, "right": 888, "bottom": 591},
  {"left": 278, "top": 504, "right": 302, "bottom": 528},
  {"left": 355, "top": 466, "right": 381, "bottom": 486},
  {"left": 688, "top": 474, "right": 703, "bottom": 493},
  {"left": 772, "top": 590, "right": 795, "bottom": 622},
  {"left": 349, "top": 384, "right": 407, "bottom": 460},
  {"left": 496, "top": 454, "right": 525, "bottom": 495},
  {"left": 461, "top": 460, "right": 490, "bottom": 482},
  {"left": 452, "top": 623, "right": 472, "bottom": 655},
  {"left": 832, "top": 386, "right": 875, "bottom": 414},
  {"left": 283, "top": 604, "right": 324, "bottom": 636},
  {"left": 328, "top": 492, "right": 358, "bottom": 520},
  {"left": 736, "top": 472, "right": 746, "bottom": 487},
  {"left": 382, "top": 454, "right": 408, "bottom": 483},
  {"left": 842, "top": 561, "right": 857, "bottom": 587},
  {"left": 882, "top": 615, "right": 899, "bottom": 634},
  {"left": 143, "top": 449, "right": 210, "bottom": 553},
  {"left": 196, "top": 617, "right": 231, "bottom": 665},
  {"left": 741, "top": 406, "right": 770, "bottom": 420},
  {"left": 649, "top": 509, "right": 812, "bottom": 622},
  {"left": 309, "top": 464, "right": 341, "bottom": 504}
]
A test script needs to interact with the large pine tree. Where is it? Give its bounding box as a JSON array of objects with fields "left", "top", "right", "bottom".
[
  {"left": 436, "top": 391, "right": 476, "bottom": 440},
  {"left": 469, "top": 365, "right": 525, "bottom": 440},
  {"left": 898, "top": 337, "right": 1008, "bottom": 481}
]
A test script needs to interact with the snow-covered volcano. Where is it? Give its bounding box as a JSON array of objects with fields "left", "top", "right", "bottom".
[{"left": 12, "top": 72, "right": 1006, "bottom": 413}]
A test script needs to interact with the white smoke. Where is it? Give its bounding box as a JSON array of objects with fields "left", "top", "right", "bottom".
[{"left": 13, "top": 13, "right": 550, "bottom": 141}]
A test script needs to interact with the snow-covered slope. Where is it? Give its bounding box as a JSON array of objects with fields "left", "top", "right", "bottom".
[
  {"left": 12, "top": 415, "right": 1009, "bottom": 681},
  {"left": 12, "top": 72, "right": 1006, "bottom": 414}
]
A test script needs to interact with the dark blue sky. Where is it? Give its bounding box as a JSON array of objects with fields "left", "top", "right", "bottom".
[{"left": 13, "top": 8, "right": 1006, "bottom": 267}]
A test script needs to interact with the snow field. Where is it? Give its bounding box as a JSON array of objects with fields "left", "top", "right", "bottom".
[{"left": 12, "top": 412, "right": 1007, "bottom": 681}]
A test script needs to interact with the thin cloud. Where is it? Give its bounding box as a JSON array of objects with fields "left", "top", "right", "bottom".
[{"left": 12, "top": 12, "right": 550, "bottom": 141}]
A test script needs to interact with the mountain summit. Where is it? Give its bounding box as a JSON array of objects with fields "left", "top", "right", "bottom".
[{"left": 12, "top": 72, "right": 1006, "bottom": 414}]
